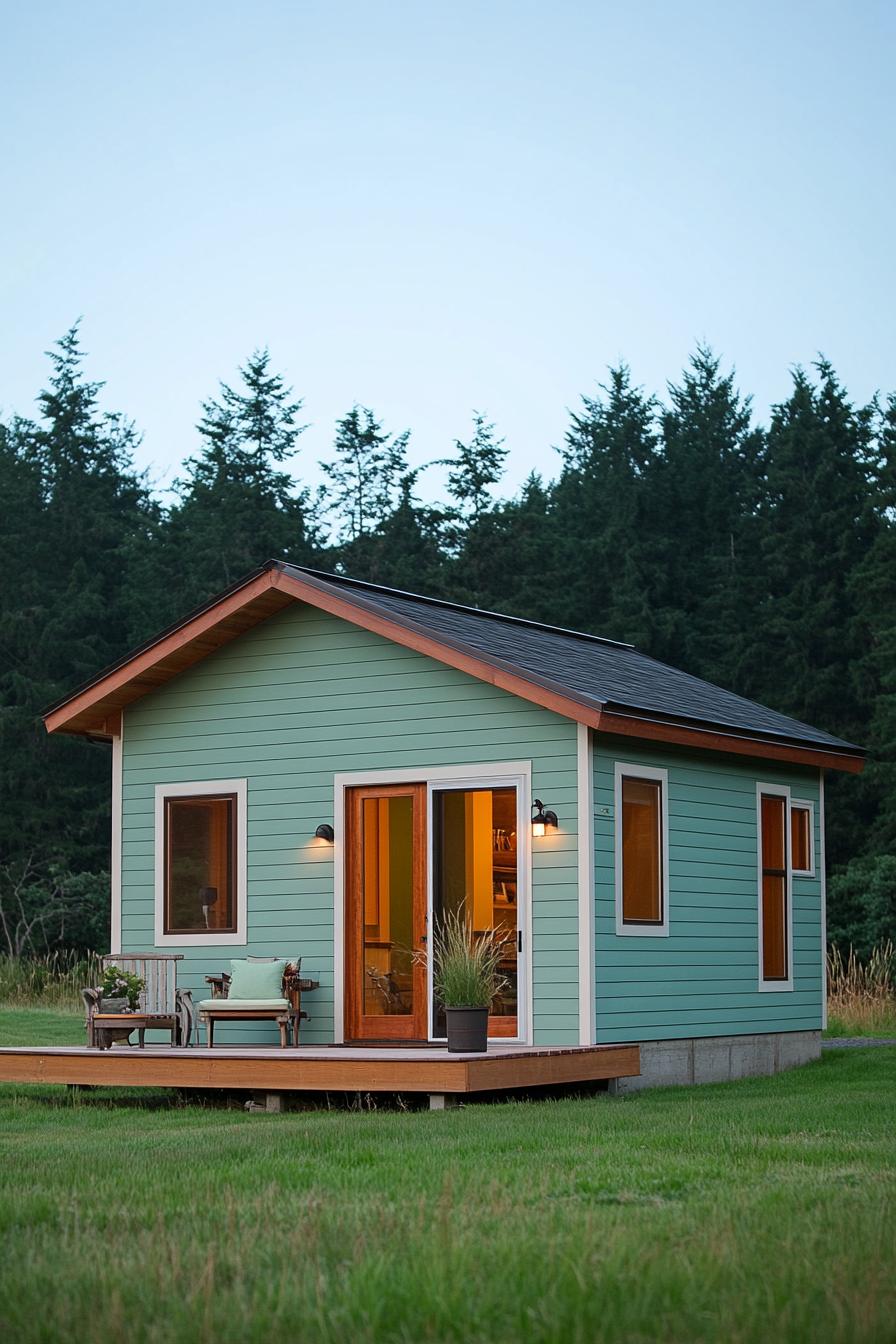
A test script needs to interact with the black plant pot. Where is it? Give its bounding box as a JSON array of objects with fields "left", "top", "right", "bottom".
[{"left": 445, "top": 1006, "right": 489, "bottom": 1053}]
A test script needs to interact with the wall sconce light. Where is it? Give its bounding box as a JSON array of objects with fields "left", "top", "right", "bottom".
[
  {"left": 314, "top": 823, "right": 335, "bottom": 842},
  {"left": 531, "top": 799, "right": 558, "bottom": 837}
]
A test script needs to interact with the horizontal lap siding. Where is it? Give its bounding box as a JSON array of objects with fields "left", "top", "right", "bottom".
[
  {"left": 121, "top": 604, "right": 579, "bottom": 1045},
  {"left": 593, "top": 735, "right": 823, "bottom": 1043}
]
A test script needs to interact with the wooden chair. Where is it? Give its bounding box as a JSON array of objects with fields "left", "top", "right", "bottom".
[
  {"left": 199, "top": 960, "right": 318, "bottom": 1047},
  {"left": 83, "top": 953, "right": 194, "bottom": 1049}
]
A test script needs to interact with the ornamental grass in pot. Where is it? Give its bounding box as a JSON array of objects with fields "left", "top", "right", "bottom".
[{"left": 431, "top": 910, "right": 507, "bottom": 1053}]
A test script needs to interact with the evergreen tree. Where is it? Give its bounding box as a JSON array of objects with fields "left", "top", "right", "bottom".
[
  {"left": 168, "top": 349, "right": 314, "bottom": 613},
  {"left": 339, "top": 472, "right": 449, "bottom": 592},
  {"left": 444, "top": 412, "right": 507, "bottom": 526},
  {"left": 1, "top": 325, "right": 155, "bottom": 909},
  {"left": 445, "top": 473, "right": 555, "bottom": 615},
  {"left": 323, "top": 406, "right": 411, "bottom": 543},
  {"left": 550, "top": 364, "right": 658, "bottom": 643},
  {"left": 748, "top": 361, "right": 880, "bottom": 868},
  {"left": 849, "top": 393, "right": 896, "bottom": 859},
  {"left": 645, "top": 347, "right": 763, "bottom": 682}
]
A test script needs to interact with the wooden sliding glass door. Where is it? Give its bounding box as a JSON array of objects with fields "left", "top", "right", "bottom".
[{"left": 344, "top": 784, "right": 428, "bottom": 1041}]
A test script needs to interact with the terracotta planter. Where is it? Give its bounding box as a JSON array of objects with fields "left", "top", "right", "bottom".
[{"left": 445, "top": 1006, "right": 489, "bottom": 1053}]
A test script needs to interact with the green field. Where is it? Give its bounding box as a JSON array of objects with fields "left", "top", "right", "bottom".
[{"left": 0, "top": 1009, "right": 893, "bottom": 1344}]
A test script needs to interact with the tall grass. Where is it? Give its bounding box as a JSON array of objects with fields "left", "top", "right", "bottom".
[
  {"left": 0, "top": 950, "right": 103, "bottom": 1011},
  {"left": 430, "top": 910, "right": 507, "bottom": 1008},
  {"left": 827, "top": 940, "right": 896, "bottom": 1036}
]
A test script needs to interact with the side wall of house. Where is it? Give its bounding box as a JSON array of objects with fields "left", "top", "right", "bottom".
[
  {"left": 593, "top": 734, "right": 823, "bottom": 1044},
  {"left": 120, "top": 603, "right": 581, "bottom": 1044}
]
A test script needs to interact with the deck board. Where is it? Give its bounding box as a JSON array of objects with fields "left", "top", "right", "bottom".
[{"left": 0, "top": 1042, "right": 640, "bottom": 1093}]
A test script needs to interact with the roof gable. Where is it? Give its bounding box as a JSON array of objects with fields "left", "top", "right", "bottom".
[{"left": 43, "top": 561, "right": 864, "bottom": 773}]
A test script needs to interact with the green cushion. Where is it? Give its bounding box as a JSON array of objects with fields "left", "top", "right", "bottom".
[
  {"left": 198, "top": 998, "right": 289, "bottom": 1011},
  {"left": 228, "top": 958, "right": 288, "bottom": 1000}
]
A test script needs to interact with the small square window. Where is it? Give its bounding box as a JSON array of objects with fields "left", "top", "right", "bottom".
[{"left": 790, "top": 802, "right": 814, "bottom": 876}]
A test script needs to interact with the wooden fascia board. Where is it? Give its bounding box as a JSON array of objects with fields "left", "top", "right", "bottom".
[
  {"left": 43, "top": 564, "right": 864, "bottom": 775},
  {"left": 598, "top": 710, "right": 865, "bottom": 774}
]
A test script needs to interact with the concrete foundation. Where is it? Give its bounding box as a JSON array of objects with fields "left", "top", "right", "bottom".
[{"left": 609, "top": 1030, "right": 821, "bottom": 1094}]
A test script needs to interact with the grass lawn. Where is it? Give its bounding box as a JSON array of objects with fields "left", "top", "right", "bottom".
[
  {"left": 0, "top": 1006, "right": 84, "bottom": 1047},
  {"left": 824, "top": 1015, "right": 896, "bottom": 1038},
  {"left": 0, "top": 1016, "right": 893, "bottom": 1344}
]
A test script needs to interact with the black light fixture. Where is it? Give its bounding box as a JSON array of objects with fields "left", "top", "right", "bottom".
[
  {"left": 531, "top": 799, "right": 558, "bottom": 837},
  {"left": 315, "top": 823, "right": 335, "bottom": 843}
]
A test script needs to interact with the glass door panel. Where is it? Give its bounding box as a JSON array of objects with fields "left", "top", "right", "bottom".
[{"left": 432, "top": 786, "right": 519, "bottom": 1038}]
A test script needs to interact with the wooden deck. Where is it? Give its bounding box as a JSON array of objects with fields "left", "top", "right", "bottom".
[{"left": 0, "top": 1041, "right": 640, "bottom": 1095}]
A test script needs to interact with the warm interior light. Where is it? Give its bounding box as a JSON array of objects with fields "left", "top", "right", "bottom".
[{"left": 531, "top": 799, "right": 558, "bottom": 837}]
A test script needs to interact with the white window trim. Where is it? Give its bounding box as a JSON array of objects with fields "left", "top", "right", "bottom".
[
  {"left": 790, "top": 798, "right": 816, "bottom": 877},
  {"left": 614, "top": 762, "right": 670, "bottom": 938},
  {"left": 154, "top": 779, "right": 248, "bottom": 947},
  {"left": 332, "top": 762, "right": 533, "bottom": 1046},
  {"left": 756, "top": 782, "right": 794, "bottom": 992}
]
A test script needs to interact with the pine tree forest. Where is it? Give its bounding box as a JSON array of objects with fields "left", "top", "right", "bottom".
[{"left": 1, "top": 326, "right": 893, "bottom": 958}]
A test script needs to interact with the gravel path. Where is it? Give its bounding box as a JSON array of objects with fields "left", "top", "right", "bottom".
[{"left": 822, "top": 1037, "right": 896, "bottom": 1049}]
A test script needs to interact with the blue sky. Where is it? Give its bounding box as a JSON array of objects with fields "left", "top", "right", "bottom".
[{"left": 2, "top": 0, "right": 893, "bottom": 501}]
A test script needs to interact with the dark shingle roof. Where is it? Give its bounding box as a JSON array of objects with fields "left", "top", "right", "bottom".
[{"left": 282, "top": 564, "right": 861, "bottom": 755}]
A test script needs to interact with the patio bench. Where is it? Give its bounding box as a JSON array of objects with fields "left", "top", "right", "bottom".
[{"left": 198, "top": 958, "right": 318, "bottom": 1047}]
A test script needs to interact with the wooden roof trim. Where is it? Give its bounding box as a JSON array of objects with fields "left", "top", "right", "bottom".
[
  {"left": 43, "top": 563, "right": 865, "bottom": 773},
  {"left": 597, "top": 710, "right": 865, "bottom": 774}
]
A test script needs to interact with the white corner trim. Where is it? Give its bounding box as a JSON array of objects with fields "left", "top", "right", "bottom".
[
  {"left": 153, "top": 779, "right": 248, "bottom": 947},
  {"left": 819, "top": 771, "right": 828, "bottom": 1029},
  {"left": 756, "top": 781, "right": 794, "bottom": 992},
  {"left": 613, "top": 761, "right": 670, "bottom": 937},
  {"left": 577, "top": 724, "right": 595, "bottom": 1044},
  {"left": 332, "top": 781, "right": 346, "bottom": 1044},
  {"left": 791, "top": 798, "right": 816, "bottom": 877},
  {"left": 110, "top": 726, "right": 123, "bottom": 955}
]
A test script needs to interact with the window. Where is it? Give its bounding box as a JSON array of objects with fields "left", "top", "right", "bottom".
[
  {"left": 790, "top": 800, "right": 815, "bottom": 876},
  {"left": 615, "top": 764, "right": 669, "bottom": 936},
  {"left": 154, "top": 780, "right": 247, "bottom": 945},
  {"left": 758, "top": 786, "right": 791, "bottom": 987},
  {"left": 165, "top": 794, "right": 236, "bottom": 934}
]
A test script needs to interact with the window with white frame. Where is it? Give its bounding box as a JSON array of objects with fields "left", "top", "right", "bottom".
[
  {"left": 757, "top": 784, "right": 793, "bottom": 989},
  {"left": 614, "top": 763, "right": 669, "bottom": 936},
  {"left": 154, "top": 780, "right": 247, "bottom": 946},
  {"left": 790, "top": 800, "right": 815, "bottom": 876}
]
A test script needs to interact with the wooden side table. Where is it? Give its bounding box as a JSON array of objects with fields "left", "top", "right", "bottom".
[{"left": 91, "top": 1013, "right": 177, "bottom": 1050}]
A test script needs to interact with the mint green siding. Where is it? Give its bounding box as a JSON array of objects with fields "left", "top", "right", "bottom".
[
  {"left": 593, "top": 735, "right": 824, "bottom": 1043},
  {"left": 121, "top": 604, "right": 581, "bottom": 1044}
]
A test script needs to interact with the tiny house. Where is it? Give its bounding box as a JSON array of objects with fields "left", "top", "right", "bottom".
[{"left": 43, "top": 562, "right": 864, "bottom": 1089}]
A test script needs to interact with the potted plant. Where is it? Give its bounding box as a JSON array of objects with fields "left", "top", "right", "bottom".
[
  {"left": 431, "top": 911, "right": 507, "bottom": 1053},
  {"left": 100, "top": 964, "right": 145, "bottom": 1013}
]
